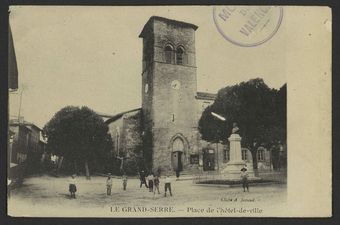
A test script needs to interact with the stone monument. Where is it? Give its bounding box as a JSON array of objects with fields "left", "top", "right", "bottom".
[{"left": 222, "top": 123, "right": 256, "bottom": 180}]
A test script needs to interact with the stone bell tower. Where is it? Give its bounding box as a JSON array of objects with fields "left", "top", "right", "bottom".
[{"left": 139, "top": 16, "right": 199, "bottom": 173}]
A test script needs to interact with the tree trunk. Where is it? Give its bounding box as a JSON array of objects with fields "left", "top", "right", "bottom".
[
  {"left": 85, "top": 160, "right": 90, "bottom": 180},
  {"left": 250, "top": 149, "right": 258, "bottom": 169}
]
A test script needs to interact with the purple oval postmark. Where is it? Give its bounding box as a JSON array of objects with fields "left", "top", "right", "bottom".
[{"left": 213, "top": 6, "right": 283, "bottom": 47}]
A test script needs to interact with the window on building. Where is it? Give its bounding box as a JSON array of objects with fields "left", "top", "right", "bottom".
[
  {"left": 176, "top": 46, "right": 185, "bottom": 65},
  {"left": 223, "top": 148, "right": 230, "bottom": 162},
  {"left": 164, "top": 45, "right": 173, "bottom": 64},
  {"left": 242, "top": 149, "right": 248, "bottom": 161},
  {"left": 257, "top": 148, "right": 265, "bottom": 161},
  {"left": 190, "top": 154, "right": 199, "bottom": 164}
]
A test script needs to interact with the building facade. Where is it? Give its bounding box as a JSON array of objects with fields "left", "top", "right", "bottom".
[
  {"left": 106, "top": 16, "right": 273, "bottom": 174},
  {"left": 9, "top": 120, "right": 46, "bottom": 177}
]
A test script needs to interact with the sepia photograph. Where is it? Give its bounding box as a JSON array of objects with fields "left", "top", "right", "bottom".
[{"left": 6, "top": 5, "right": 331, "bottom": 217}]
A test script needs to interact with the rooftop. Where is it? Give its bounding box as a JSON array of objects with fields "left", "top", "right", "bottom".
[
  {"left": 139, "top": 16, "right": 198, "bottom": 38},
  {"left": 105, "top": 108, "right": 141, "bottom": 124},
  {"left": 96, "top": 111, "right": 115, "bottom": 119},
  {"left": 9, "top": 119, "right": 42, "bottom": 131},
  {"left": 196, "top": 92, "right": 217, "bottom": 101}
]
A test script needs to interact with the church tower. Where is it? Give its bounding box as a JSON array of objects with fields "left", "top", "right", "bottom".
[{"left": 139, "top": 16, "right": 199, "bottom": 173}]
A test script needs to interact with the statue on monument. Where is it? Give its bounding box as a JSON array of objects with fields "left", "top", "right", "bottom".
[
  {"left": 231, "top": 122, "right": 239, "bottom": 134},
  {"left": 221, "top": 121, "right": 257, "bottom": 179}
]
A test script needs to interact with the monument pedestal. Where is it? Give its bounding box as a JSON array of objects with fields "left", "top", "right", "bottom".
[{"left": 221, "top": 133, "right": 257, "bottom": 180}]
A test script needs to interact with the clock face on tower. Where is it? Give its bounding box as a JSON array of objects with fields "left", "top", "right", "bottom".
[{"left": 171, "top": 80, "right": 181, "bottom": 90}]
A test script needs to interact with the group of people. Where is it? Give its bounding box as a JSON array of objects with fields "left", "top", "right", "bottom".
[
  {"left": 106, "top": 173, "right": 128, "bottom": 196},
  {"left": 67, "top": 165, "right": 249, "bottom": 199},
  {"left": 139, "top": 170, "right": 172, "bottom": 197},
  {"left": 67, "top": 173, "right": 128, "bottom": 199},
  {"left": 68, "top": 171, "right": 173, "bottom": 199}
]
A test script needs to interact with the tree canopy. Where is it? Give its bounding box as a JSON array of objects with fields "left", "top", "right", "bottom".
[
  {"left": 43, "top": 106, "right": 112, "bottom": 177},
  {"left": 198, "top": 78, "right": 286, "bottom": 168}
]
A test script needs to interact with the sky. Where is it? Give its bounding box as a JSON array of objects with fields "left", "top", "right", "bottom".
[{"left": 9, "top": 6, "right": 286, "bottom": 128}]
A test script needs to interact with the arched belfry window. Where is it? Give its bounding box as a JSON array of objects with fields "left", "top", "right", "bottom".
[
  {"left": 176, "top": 46, "right": 185, "bottom": 65},
  {"left": 164, "top": 44, "right": 174, "bottom": 64},
  {"left": 172, "top": 138, "right": 184, "bottom": 152}
]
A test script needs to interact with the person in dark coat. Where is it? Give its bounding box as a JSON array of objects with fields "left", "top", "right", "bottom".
[
  {"left": 106, "top": 173, "right": 113, "bottom": 195},
  {"left": 153, "top": 175, "right": 161, "bottom": 194},
  {"left": 122, "top": 174, "right": 128, "bottom": 191},
  {"left": 68, "top": 174, "right": 77, "bottom": 199},
  {"left": 139, "top": 170, "right": 148, "bottom": 188},
  {"left": 175, "top": 169, "right": 180, "bottom": 180}
]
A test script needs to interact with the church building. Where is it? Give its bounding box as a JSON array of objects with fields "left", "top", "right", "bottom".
[{"left": 104, "top": 16, "right": 273, "bottom": 174}]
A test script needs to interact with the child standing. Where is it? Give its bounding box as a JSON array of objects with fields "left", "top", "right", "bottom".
[
  {"left": 122, "top": 174, "right": 128, "bottom": 190},
  {"left": 164, "top": 175, "right": 172, "bottom": 197},
  {"left": 240, "top": 167, "right": 249, "bottom": 192},
  {"left": 68, "top": 174, "right": 77, "bottom": 199},
  {"left": 106, "top": 173, "right": 113, "bottom": 195}
]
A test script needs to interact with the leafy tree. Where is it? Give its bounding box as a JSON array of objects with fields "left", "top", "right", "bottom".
[
  {"left": 198, "top": 78, "right": 286, "bottom": 169},
  {"left": 43, "top": 106, "right": 113, "bottom": 178}
]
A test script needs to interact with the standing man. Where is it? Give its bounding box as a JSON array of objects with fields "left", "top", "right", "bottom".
[
  {"left": 240, "top": 166, "right": 249, "bottom": 192},
  {"left": 153, "top": 175, "right": 161, "bottom": 195},
  {"left": 164, "top": 174, "right": 173, "bottom": 197},
  {"left": 122, "top": 173, "right": 128, "bottom": 191},
  {"left": 175, "top": 169, "right": 180, "bottom": 180},
  {"left": 139, "top": 170, "right": 148, "bottom": 188},
  {"left": 106, "top": 173, "right": 113, "bottom": 195},
  {"left": 147, "top": 173, "right": 154, "bottom": 192}
]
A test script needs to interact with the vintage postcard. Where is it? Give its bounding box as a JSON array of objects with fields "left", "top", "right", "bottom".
[{"left": 7, "top": 6, "right": 331, "bottom": 217}]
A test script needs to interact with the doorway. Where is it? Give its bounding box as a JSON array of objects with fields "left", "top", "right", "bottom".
[
  {"left": 203, "top": 149, "right": 215, "bottom": 171},
  {"left": 172, "top": 151, "right": 183, "bottom": 171},
  {"left": 171, "top": 137, "right": 184, "bottom": 171}
]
